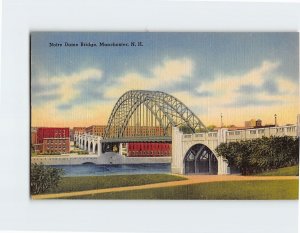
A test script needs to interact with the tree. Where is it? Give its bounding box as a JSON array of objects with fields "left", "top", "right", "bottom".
[
  {"left": 179, "top": 125, "right": 194, "bottom": 134},
  {"left": 206, "top": 125, "right": 217, "bottom": 131},
  {"left": 30, "top": 163, "right": 64, "bottom": 195},
  {"left": 216, "top": 136, "right": 299, "bottom": 175}
]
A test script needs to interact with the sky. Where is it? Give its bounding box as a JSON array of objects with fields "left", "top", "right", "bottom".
[{"left": 31, "top": 32, "right": 299, "bottom": 128}]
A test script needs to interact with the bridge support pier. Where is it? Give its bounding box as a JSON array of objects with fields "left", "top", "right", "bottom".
[
  {"left": 75, "top": 134, "right": 103, "bottom": 156},
  {"left": 171, "top": 127, "right": 229, "bottom": 175},
  {"left": 119, "top": 143, "right": 123, "bottom": 156},
  {"left": 217, "top": 157, "right": 229, "bottom": 175},
  {"left": 97, "top": 140, "right": 102, "bottom": 156}
]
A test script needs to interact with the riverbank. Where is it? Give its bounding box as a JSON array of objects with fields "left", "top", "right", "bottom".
[{"left": 31, "top": 152, "right": 171, "bottom": 165}]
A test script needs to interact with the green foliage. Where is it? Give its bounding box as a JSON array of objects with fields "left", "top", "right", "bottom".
[
  {"left": 179, "top": 125, "right": 208, "bottom": 133},
  {"left": 39, "top": 152, "right": 61, "bottom": 155},
  {"left": 179, "top": 125, "right": 194, "bottom": 134},
  {"left": 69, "top": 150, "right": 89, "bottom": 154},
  {"left": 68, "top": 180, "right": 298, "bottom": 200},
  {"left": 216, "top": 136, "right": 299, "bottom": 175},
  {"left": 30, "top": 163, "right": 64, "bottom": 195},
  {"left": 206, "top": 125, "right": 217, "bottom": 131},
  {"left": 77, "top": 150, "right": 89, "bottom": 155},
  {"left": 31, "top": 151, "right": 37, "bottom": 157},
  {"left": 257, "top": 165, "right": 299, "bottom": 176},
  {"left": 45, "top": 174, "right": 187, "bottom": 194}
]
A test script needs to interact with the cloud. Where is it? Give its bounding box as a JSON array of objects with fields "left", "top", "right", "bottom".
[
  {"left": 104, "top": 58, "right": 194, "bottom": 99},
  {"left": 193, "top": 60, "right": 298, "bottom": 107},
  {"left": 169, "top": 60, "right": 298, "bottom": 126},
  {"left": 33, "top": 68, "right": 103, "bottom": 108},
  {"left": 31, "top": 59, "right": 298, "bottom": 128},
  {"left": 32, "top": 101, "right": 115, "bottom": 127},
  {"left": 194, "top": 61, "right": 280, "bottom": 105}
]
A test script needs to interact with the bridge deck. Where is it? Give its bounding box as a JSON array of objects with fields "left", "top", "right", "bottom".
[{"left": 101, "top": 136, "right": 172, "bottom": 143}]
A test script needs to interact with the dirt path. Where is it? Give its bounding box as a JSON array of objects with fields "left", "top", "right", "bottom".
[{"left": 32, "top": 175, "right": 298, "bottom": 200}]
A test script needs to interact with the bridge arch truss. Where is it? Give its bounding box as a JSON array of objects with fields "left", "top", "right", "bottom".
[{"left": 104, "top": 90, "right": 207, "bottom": 139}]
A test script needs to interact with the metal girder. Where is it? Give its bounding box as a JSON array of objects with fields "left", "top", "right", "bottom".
[
  {"left": 101, "top": 136, "right": 172, "bottom": 143},
  {"left": 104, "top": 90, "right": 207, "bottom": 139}
]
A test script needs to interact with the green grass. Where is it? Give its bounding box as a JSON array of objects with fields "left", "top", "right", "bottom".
[
  {"left": 46, "top": 174, "right": 186, "bottom": 194},
  {"left": 69, "top": 180, "right": 299, "bottom": 200},
  {"left": 31, "top": 151, "right": 37, "bottom": 157},
  {"left": 256, "top": 165, "right": 299, "bottom": 176}
]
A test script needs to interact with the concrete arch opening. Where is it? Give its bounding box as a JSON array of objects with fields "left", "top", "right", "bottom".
[
  {"left": 95, "top": 144, "right": 98, "bottom": 154},
  {"left": 184, "top": 144, "right": 218, "bottom": 175},
  {"left": 90, "top": 142, "right": 93, "bottom": 152}
]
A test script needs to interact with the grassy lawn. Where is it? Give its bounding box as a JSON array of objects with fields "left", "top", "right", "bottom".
[
  {"left": 46, "top": 174, "right": 187, "bottom": 194},
  {"left": 31, "top": 151, "right": 37, "bottom": 157},
  {"left": 256, "top": 165, "right": 299, "bottom": 176},
  {"left": 69, "top": 180, "right": 298, "bottom": 200}
]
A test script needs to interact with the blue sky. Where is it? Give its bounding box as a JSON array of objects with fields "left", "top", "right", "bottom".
[{"left": 31, "top": 32, "right": 299, "bottom": 127}]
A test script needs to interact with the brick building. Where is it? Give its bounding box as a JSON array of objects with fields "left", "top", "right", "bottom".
[
  {"left": 31, "top": 127, "right": 38, "bottom": 145},
  {"left": 85, "top": 125, "right": 106, "bottom": 136},
  {"left": 34, "top": 127, "right": 70, "bottom": 154},
  {"left": 85, "top": 125, "right": 170, "bottom": 137},
  {"left": 126, "top": 142, "right": 171, "bottom": 157},
  {"left": 245, "top": 119, "right": 263, "bottom": 128},
  {"left": 123, "top": 126, "right": 167, "bottom": 137},
  {"left": 71, "top": 127, "right": 86, "bottom": 140}
]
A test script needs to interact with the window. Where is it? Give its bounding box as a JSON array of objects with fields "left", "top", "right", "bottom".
[
  {"left": 235, "top": 131, "right": 240, "bottom": 135},
  {"left": 249, "top": 130, "right": 256, "bottom": 135},
  {"left": 258, "top": 129, "right": 265, "bottom": 134},
  {"left": 276, "top": 128, "right": 284, "bottom": 133},
  {"left": 287, "top": 127, "right": 295, "bottom": 132}
]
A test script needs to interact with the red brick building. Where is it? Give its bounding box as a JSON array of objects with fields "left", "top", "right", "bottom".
[
  {"left": 73, "top": 127, "right": 86, "bottom": 135},
  {"left": 85, "top": 125, "right": 106, "bottom": 136},
  {"left": 127, "top": 142, "right": 171, "bottom": 157},
  {"left": 71, "top": 127, "right": 86, "bottom": 140},
  {"left": 35, "top": 127, "right": 70, "bottom": 154},
  {"left": 31, "top": 127, "right": 38, "bottom": 145}
]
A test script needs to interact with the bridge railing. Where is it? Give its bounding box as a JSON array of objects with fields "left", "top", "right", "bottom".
[
  {"left": 226, "top": 125, "right": 297, "bottom": 142},
  {"left": 182, "top": 132, "right": 218, "bottom": 142},
  {"left": 181, "top": 125, "right": 298, "bottom": 143}
]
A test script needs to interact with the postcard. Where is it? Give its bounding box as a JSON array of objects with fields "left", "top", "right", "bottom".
[{"left": 30, "top": 32, "right": 299, "bottom": 200}]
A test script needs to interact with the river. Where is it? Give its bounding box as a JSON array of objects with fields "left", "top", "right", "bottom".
[{"left": 50, "top": 163, "right": 171, "bottom": 177}]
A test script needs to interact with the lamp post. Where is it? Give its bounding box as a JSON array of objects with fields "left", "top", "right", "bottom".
[
  {"left": 221, "top": 113, "right": 223, "bottom": 128},
  {"left": 274, "top": 114, "right": 277, "bottom": 126}
]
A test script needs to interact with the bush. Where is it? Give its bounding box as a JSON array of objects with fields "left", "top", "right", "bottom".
[
  {"left": 30, "top": 163, "right": 64, "bottom": 195},
  {"left": 216, "top": 136, "right": 299, "bottom": 175},
  {"left": 77, "top": 150, "right": 89, "bottom": 155},
  {"left": 38, "top": 152, "right": 61, "bottom": 155}
]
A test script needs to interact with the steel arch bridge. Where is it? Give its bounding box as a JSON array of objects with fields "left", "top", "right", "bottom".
[{"left": 104, "top": 90, "right": 207, "bottom": 141}]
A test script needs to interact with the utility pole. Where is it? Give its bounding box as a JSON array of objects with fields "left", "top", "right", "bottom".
[{"left": 221, "top": 113, "right": 223, "bottom": 128}]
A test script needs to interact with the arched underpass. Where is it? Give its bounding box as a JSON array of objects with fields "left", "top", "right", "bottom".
[{"left": 184, "top": 144, "right": 218, "bottom": 175}]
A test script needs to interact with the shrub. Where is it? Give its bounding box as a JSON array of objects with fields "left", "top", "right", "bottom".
[
  {"left": 30, "top": 163, "right": 64, "bottom": 195},
  {"left": 216, "top": 136, "right": 299, "bottom": 175},
  {"left": 70, "top": 150, "right": 89, "bottom": 154},
  {"left": 77, "top": 150, "right": 89, "bottom": 155}
]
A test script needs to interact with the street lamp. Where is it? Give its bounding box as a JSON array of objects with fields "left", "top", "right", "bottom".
[
  {"left": 221, "top": 113, "right": 223, "bottom": 128},
  {"left": 274, "top": 114, "right": 277, "bottom": 126}
]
